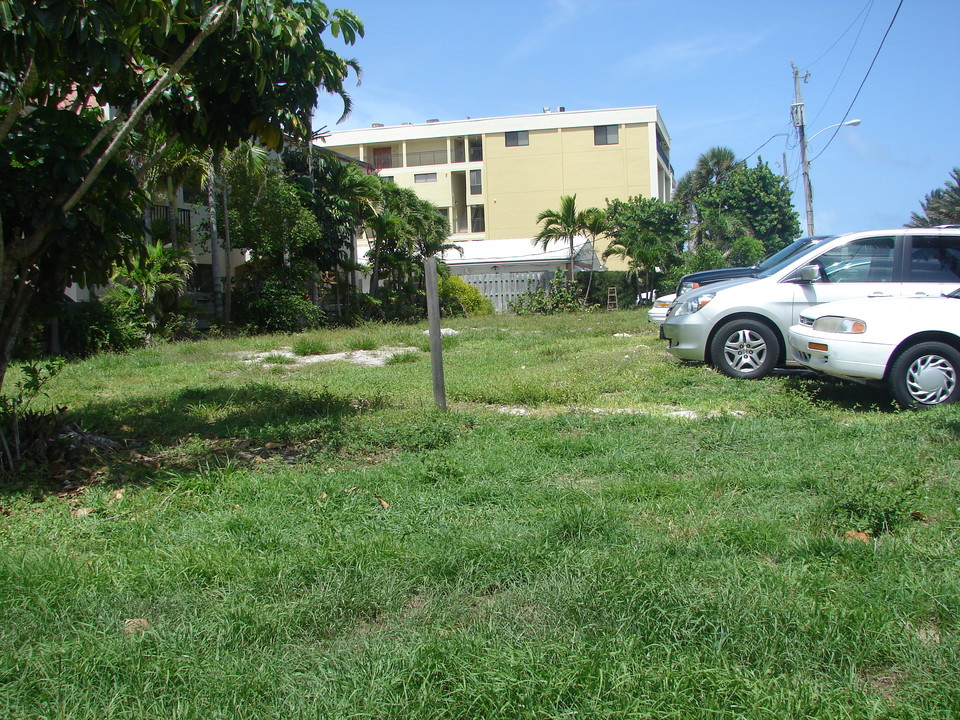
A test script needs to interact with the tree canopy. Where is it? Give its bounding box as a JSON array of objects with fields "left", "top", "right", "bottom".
[
  {"left": 907, "top": 167, "right": 960, "bottom": 227},
  {"left": 603, "top": 196, "right": 686, "bottom": 295},
  {"left": 0, "top": 0, "right": 363, "bottom": 386}
]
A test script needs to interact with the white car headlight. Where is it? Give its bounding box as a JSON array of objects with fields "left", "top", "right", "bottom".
[
  {"left": 674, "top": 291, "right": 716, "bottom": 316},
  {"left": 678, "top": 281, "right": 699, "bottom": 295},
  {"left": 810, "top": 315, "right": 867, "bottom": 334}
]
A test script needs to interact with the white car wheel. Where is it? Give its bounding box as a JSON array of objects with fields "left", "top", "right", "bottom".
[{"left": 889, "top": 342, "right": 960, "bottom": 408}]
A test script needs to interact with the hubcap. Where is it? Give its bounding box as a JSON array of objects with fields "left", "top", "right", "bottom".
[
  {"left": 906, "top": 354, "right": 956, "bottom": 404},
  {"left": 722, "top": 329, "right": 767, "bottom": 372}
]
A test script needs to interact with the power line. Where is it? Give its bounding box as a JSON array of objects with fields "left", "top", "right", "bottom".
[
  {"left": 807, "top": 0, "right": 874, "bottom": 69},
  {"left": 809, "top": 0, "right": 904, "bottom": 164},
  {"left": 808, "top": 0, "right": 875, "bottom": 128}
]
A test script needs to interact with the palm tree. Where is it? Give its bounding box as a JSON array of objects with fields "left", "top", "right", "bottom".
[
  {"left": 907, "top": 167, "right": 960, "bottom": 227},
  {"left": 107, "top": 241, "right": 195, "bottom": 328},
  {"left": 581, "top": 207, "right": 609, "bottom": 299},
  {"left": 534, "top": 195, "right": 593, "bottom": 284},
  {"left": 676, "top": 146, "right": 738, "bottom": 252}
]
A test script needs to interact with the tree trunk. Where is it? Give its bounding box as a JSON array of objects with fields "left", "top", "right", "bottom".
[
  {"left": 568, "top": 235, "right": 575, "bottom": 285},
  {"left": 166, "top": 177, "right": 178, "bottom": 246},
  {"left": 206, "top": 164, "right": 224, "bottom": 322},
  {"left": 0, "top": 278, "right": 36, "bottom": 390},
  {"left": 221, "top": 183, "right": 232, "bottom": 325}
]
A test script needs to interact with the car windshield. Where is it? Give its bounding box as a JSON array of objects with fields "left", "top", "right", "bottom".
[
  {"left": 945, "top": 287, "right": 960, "bottom": 298},
  {"left": 753, "top": 235, "right": 835, "bottom": 279}
]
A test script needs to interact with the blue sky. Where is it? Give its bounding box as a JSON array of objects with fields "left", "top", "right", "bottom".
[{"left": 313, "top": 0, "right": 960, "bottom": 236}]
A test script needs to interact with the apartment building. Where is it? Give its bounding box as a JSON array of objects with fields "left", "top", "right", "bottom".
[{"left": 321, "top": 106, "right": 674, "bottom": 271}]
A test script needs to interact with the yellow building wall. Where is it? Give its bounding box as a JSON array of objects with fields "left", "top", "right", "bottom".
[{"left": 482, "top": 123, "right": 654, "bottom": 270}]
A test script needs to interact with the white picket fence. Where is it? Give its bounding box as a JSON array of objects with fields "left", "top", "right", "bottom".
[{"left": 458, "top": 272, "right": 553, "bottom": 313}]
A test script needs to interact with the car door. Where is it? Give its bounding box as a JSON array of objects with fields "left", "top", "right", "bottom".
[
  {"left": 787, "top": 235, "right": 901, "bottom": 325},
  {"left": 902, "top": 233, "right": 960, "bottom": 297}
]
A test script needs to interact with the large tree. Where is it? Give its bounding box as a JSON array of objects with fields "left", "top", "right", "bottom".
[
  {"left": 675, "top": 146, "right": 738, "bottom": 251},
  {"left": 602, "top": 196, "right": 686, "bottom": 298},
  {"left": 0, "top": 0, "right": 363, "bottom": 387},
  {"left": 907, "top": 168, "right": 960, "bottom": 227},
  {"left": 700, "top": 159, "right": 800, "bottom": 255}
]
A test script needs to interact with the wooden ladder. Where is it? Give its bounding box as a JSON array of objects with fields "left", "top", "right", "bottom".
[{"left": 606, "top": 286, "right": 618, "bottom": 311}]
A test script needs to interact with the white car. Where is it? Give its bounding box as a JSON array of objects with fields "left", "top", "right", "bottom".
[
  {"left": 647, "top": 294, "right": 676, "bottom": 326},
  {"left": 662, "top": 227, "right": 960, "bottom": 379},
  {"left": 787, "top": 292, "right": 960, "bottom": 407}
]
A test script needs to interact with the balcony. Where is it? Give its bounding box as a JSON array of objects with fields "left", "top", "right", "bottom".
[
  {"left": 406, "top": 149, "right": 448, "bottom": 166},
  {"left": 372, "top": 153, "right": 403, "bottom": 170},
  {"left": 150, "top": 204, "right": 192, "bottom": 241}
]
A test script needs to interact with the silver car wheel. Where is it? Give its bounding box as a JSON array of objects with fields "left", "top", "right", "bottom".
[
  {"left": 905, "top": 353, "right": 956, "bottom": 405},
  {"left": 722, "top": 329, "right": 768, "bottom": 373}
]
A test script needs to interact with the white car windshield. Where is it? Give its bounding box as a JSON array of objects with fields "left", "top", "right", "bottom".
[{"left": 753, "top": 235, "right": 836, "bottom": 279}]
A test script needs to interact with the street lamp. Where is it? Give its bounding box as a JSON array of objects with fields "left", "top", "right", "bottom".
[{"left": 798, "top": 119, "right": 861, "bottom": 235}]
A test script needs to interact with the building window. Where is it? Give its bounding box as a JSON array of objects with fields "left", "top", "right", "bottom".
[
  {"left": 469, "top": 169, "right": 482, "bottom": 195},
  {"left": 505, "top": 131, "right": 529, "bottom": 147},
  {"left": 414, "top": 173, "right": 437, "bottom": 183},
  {"left": 468, "top": 135, "right": 483, "bottom": 161},
  {"left": 594, "top": 125, "right": 619, "bottom": 145},
  {"left": 470, "top": 205, "right": 485, "bottom": 233},
  {"left": 380, "top": 175, "right": 394, "bottom": 184}
]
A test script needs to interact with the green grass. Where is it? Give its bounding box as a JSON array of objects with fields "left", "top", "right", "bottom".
[{"left": 1, "top": 311, "right": 959, "bottom": 719}]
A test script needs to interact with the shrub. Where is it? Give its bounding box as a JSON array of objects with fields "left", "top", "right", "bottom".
[
  {"left": 0, "top": 358, "right": 74, "bottom": 479},
  {"left": 510, "top": 270, "right": 596, "bottom": 315},
  {"left": 439, "top": 275, "right": 494, "bottom": 317},
  {"left": 232, "top": 280, "right": 324, "bottom": 333},
  {"left": 59, "top": 299, "right": 149, "bottom": 358}
]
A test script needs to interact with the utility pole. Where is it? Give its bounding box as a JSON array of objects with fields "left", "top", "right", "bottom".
[{"left": 791, "top": 62, "right": 815, "bottom": 236}]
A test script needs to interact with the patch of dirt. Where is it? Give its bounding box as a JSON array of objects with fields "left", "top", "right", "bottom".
[
  {"left": 857, "top": 666, "right": 904, "bottom": 698},
  {"left": 231, "top": 346, "right": 420, "bottom": 368}
]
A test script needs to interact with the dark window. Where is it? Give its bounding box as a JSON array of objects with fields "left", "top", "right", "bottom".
[
  {"left": 594, "top": 125, "right": 619, "bottom": 145},
  {"left": 812, "top": 237, "right": 895, "bottom": 283},
  {"left": 380, "top": 175, "right": 394, "bottom": 184},
  {"left": 505, "top": 131, "right": 529, "bottom": 147},
  {"left": 414, "top": 173, "right": 437, "bottom": 183},
  {"left": 470, "top": 169, "right": 482, "bottom": 195},
  {"left": 907, "top": 236, "right": 960, "bottom": 282},
  {"left": 470, "top": 205, "right": 485, "bottom": 233},
  {"left": 468, "top": 135, "right": 483, "bottom": 161}
]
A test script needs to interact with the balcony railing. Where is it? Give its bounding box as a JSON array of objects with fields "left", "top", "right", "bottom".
[
  {"left": 373, "top": 146, "right": 482, "bottom": 170},
  {"left": 149, "top": 204, "right": 192, "bottom": 242},
  {"left": 406, "top": 149, "right": 448, "bottom": 166},
  {"left": 372, "top": 153, "right": 403, "bottom": 170}
]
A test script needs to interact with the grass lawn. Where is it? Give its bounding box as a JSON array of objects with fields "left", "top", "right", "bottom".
[{"left": 1, "top": 310, "right": 959, "bottom": 719}]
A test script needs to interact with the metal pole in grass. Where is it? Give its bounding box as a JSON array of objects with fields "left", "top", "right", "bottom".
[{"left": 424, "top": 254, "right": 447, "bottom": 410}]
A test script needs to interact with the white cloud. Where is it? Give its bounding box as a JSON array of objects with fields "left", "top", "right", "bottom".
[
  {"left": 504, "top": 0, "right": 589, "bottom": 61},
  {"left": 624, "top": 33, "right": 767, "bottom": 74}
]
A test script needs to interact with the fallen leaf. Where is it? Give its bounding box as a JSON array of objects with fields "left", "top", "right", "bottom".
[
  {"left": 123, "top": 618, "right": 150, "bottom": 635},
  {"left": 71, "top": 507, "right": 95, "bottom": 517},
  {"left": 320, "top": 492, "right": 328, "bottom": 501},
  {"left": 372, "top": 493, "right": 390, "bottom": 509},
  {"left": 108, "top": 490, "right": 126, "bottom": 505},
  {"left": 844, "top": 530, "right": 870, "bottom": 544},
  {"left": 120, "top": 425, "right": 134, "bottom": 433},
  {"left": 0, "top": 507, "right": 11, "bottom": 516},
  {"left": 910, "top": 510, "right": 927, "bottom": 522},
  {"left": 263, "top": 442, "right": 281, "bottom": 450}
]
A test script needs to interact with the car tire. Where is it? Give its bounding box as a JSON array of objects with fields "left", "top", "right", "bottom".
[
  {"left": 889, "top": 341, "right": 960, "bottom": 408},
  {"left": 709, "top": 319, "right": 781, "bottom": 380}
]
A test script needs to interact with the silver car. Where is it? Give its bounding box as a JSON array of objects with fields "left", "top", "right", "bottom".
[{"left": 661, "top": 227, "right": 960, "bottom": 379}]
